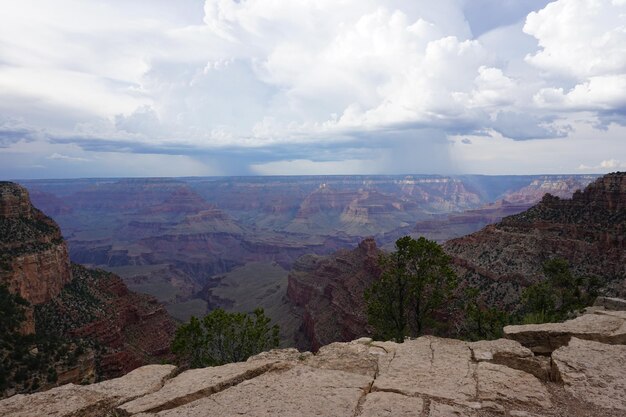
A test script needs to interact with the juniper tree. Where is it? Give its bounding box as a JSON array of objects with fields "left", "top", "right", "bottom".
[{"left": 365, "top": 236, "right": 457, "bottom": 342}]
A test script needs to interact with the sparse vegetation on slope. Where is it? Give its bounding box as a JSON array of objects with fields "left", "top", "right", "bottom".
[{"left": 0, "top": 284, "right": 92, "bottom": 397}]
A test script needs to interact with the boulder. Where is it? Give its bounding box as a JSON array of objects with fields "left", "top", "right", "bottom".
[
  {"left": 504, "top": 311, "right": 626, "bottom": 353},
  {"left": 469, "top": 339, "right": 550, "bottom": 381},
  {"left": 552, "top": 338, "right": 626, "bottom": 412}
]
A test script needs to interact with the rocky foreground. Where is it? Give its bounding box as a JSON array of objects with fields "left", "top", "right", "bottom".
[{"left": 2, "top": 298, "right": 624, "bottom": 417}]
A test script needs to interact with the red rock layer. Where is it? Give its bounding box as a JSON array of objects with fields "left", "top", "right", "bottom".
[
  {"left": 0, "top": 183, "right": 72, "bottom": 305},
  {"left": 0, "top": 181, "right": 176, "bottom": 383},
  {"left": 287, "top": 238, "right": 381, "bottom": 351},
  {"left": 41, "top": 263, "right": 177, "bottom": 380},
  {"left": 0, "top": 183, "right": 73, "bottom": 333}
]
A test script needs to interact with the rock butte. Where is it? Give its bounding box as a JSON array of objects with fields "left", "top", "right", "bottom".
[{"left": 2, "top": 303, "right": 625, "bottom": 417}]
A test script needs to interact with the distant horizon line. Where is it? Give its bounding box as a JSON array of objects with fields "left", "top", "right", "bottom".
[{"left": 9, "top": 172, "right": 612, "bottom": 182}]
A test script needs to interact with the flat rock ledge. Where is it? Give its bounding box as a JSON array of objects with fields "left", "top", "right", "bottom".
[
  {"left": 2, "top": 306, "right": 626, "bottom": 417},
  {"left": 504, "top": 306, "right": 626, "bottom": 354}
]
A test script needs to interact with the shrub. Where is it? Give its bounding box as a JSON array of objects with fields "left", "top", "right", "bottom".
[{"left": 172, "top": 308, "right": 279, "bottom": 368}]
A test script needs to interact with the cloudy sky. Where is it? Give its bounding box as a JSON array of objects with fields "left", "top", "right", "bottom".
[{"left": 0, "top": 0, "right": 625, "bottom": 178}]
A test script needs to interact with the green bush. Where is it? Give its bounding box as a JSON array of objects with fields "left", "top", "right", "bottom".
[
  {"left": 172, "top": 308, "right": 279, "bottom": 368},
  {"left": 460, "top": 287, "right": 511, "bottom": 341},
  {"left": 521, "top": 258, "right": 596, "bottom": 324}
]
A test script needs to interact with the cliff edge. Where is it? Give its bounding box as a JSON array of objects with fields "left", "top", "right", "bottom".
[
  {"left": 0, "top": 182, "right": 72, "bottom": 333},
  {"left": 2, "top": 300, "right": 625, "bottom": 417},
  {"left": 0, "top": 182, "right": 176, "bottom": 397}
]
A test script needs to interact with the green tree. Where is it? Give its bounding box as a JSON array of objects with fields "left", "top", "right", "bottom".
[
  {"left": 521, "top": 258, "right": 594, "bottom": 324},
  {"left": 462, "top": 287, "right": 510, "bottom": 341},
  {"left": 172, "top": 308, "right": 279, "bottom": 368},
  {"left": 542, "top": 258, "right": 577, "bottom": 315},
  {"left": 521, "top": 281, "right": 556, "bottom": 324},
  {"left": 365, "top": 236, "right": 457, "bottom": 342}
]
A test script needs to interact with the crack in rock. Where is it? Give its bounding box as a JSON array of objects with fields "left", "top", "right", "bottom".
[{"left": 117, "top": 362, "right": 290, "bottom": 415}]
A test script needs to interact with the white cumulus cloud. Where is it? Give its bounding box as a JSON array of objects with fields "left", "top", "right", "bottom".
[{"left": 0, "top": 0, "right": 625, "bottom": 177}]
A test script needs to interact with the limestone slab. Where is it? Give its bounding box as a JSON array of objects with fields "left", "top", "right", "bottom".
[
  {"left": 469, "top": 339, "right": 550, "bottom": 381},
  {"left": 373, "top": 337, "right": 477, "bottom": 404},
  {"left": 504, "top": 312, "right": 626, "bottom": 353},
  {"left": 358, "top": 392, "right": 423, "bottom": 417},
  {"left": 552, "top": 337, "right": 626, "bottom": 412},
  {"left": 142, "top": 365, "right": 373, "bottom": 417},
  {"left": 476, "top": 362, "right": 551, "bottom": 409},
  {"left": 118, "top": 361, "right": 279, "bottom": 414},
  {"left": 89, "top": 364, "right": 176, "bottom": 402},
  {"left": 0, "top": 364, "right": 176, "bottom": 417}
]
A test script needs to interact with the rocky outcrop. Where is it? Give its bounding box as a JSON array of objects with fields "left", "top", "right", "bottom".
[
  {"left": 0, "top": 182, "right": 72, "bottom": 333},
  {"left": 504, "top": 307, "right": 626, "bottom": 354},
  {"left": 287, "top": 238, "right": 381, "bottom": 350},
  {"left": 0, "top": 182, "right": 176, "bottom": 397},
  {"left": 552, "top": 338, "right": 626, "bottom": 412},
  {"left": 36, "top": 264, "right": 177, "bottom": 379},
  {"left": 0, "top": 182, "right": 72, "bottom": 306},
  {"left": 5, "top": 308, "right": 626, "bottom": 417},
  {"left": 445, "top": 172, "right": 626, "bottom": 310},
  {"left": 0, "top": 365, "right": 176, "bottom": 417}
]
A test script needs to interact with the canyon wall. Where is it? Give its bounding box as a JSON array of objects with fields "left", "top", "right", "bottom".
[
  {"left": 0, "top": 182, "right": 176, "bottom": 397},
  {"left": 445, "top": 172, "right": 626, "bottom": 309},
  {"left": 287, "top": 238, "right": 381, "bottom": 350}
]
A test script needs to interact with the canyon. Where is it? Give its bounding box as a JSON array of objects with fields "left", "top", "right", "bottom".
[
  {"left": 1, "top": 172, "right": 624, "bottom": 403},
  {"left": 285, "top": 173, "right": 625, "bottom": 349},
  {"left": 20, "top": 174, "right": 595, "bottom": 326}
]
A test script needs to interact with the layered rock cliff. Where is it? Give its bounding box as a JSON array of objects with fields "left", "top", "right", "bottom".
[
  {"left": 408, "top": 175, "right": 596, "bottom": 244},
  {"left": 0, "top": 182, "right": 176, "bottom": 397},
  {"left": 3, "top": 301, "right": 625, "bottom": 417},
  {"left": 0, "top": 182, "right": 72, "bottom": 333},
  {"left": 36, "top": 264, "right": 177, "bottom": 378},
  {"left": 445, "top": 172, "right": 626, "bottom": 309},
  {"left": 287, "top": 238, "right": 381, "bottom": 350}
]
